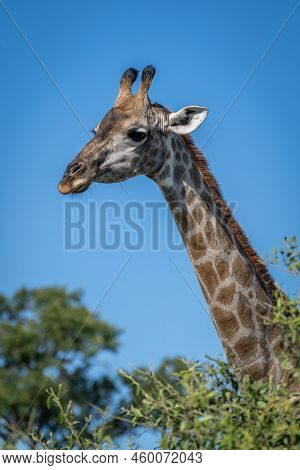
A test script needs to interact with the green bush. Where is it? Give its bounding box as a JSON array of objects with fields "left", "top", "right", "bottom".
[
  {"left": 121, "top": 237, "right": 300, "bottom": 449},
  {"left": 0, "top": 287, "right": 126, "bottom": 449},
  {"left": 25, "top": 238, "right": 300, "bottom": 449}
]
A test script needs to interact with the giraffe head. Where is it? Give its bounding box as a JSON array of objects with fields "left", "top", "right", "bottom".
[{"left": 58, "top": 66, "right": 208, "bottom": 194}]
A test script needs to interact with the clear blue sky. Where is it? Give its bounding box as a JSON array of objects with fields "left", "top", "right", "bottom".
[{"left": 1, "top": 0, "right": 299, "bottom": 427}]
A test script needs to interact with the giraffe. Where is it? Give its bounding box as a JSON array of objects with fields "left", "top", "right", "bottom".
[{"left": 58, "top": 66, "right": 283, "bottom": 382}]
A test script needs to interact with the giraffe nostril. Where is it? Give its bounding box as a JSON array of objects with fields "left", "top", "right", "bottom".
[{"left": 69, "top": 161, "right": 86, "bottom": 176}]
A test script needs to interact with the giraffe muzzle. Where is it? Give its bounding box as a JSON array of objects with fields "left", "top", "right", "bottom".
[{"left": 58, "top": 160, "right": 92, "bottom": 195}]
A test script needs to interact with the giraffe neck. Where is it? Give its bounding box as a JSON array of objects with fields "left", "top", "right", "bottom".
[{"left": 152, "top": 133, "right": 282, "bottom": 381}]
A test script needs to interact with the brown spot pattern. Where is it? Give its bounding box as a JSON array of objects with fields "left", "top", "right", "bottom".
[
  {"left": 204, "top": 220, "right": 217, "bottom": 248},
  {"left": 198, "top": 262, "right": 219, "bottom": 296},
  {"left": 215, "top": 256, "right": 230, "bottom": 280},
  {"left": 189, "top": 232, "right": 206, "bottom": 257},
  {"left": 244, "top": 361, "right": 264, "bottom": 380},
  {"left": 216, "top": 223, "right": 232, "bottom": 253},
  {"left": 237, "top": 293, "right": 253, "bottom": 328},
  {"left": 216, "top": 284, "right": 236, "bottom": 305},
  {"left": 233, "top": 256, "right": 252, "bottom": 287},
  {"left": 213, "top": 307, "right": 239, "bottom": 339},
  {"left": 235, "top": 335, "right": 259, "bottom": 360}
]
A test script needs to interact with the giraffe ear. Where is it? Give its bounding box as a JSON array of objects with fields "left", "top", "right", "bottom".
[{"left": 169, "top": 106, "right": 208, "bottom": 134}]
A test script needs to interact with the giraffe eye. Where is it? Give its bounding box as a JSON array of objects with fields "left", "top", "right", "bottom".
[{"left": 128, "top": 129, "right": 147, "bottom": 142}]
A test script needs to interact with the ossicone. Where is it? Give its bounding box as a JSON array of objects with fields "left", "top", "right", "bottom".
[
  {"left": 115, "top": 65, "right": 156, "bottom": 106},
  {"left": 138, "top": 65, "right": 156, "bottom": 99},
  {"left": 115, "top": 67, "right": 139, "bottom": 105}
]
